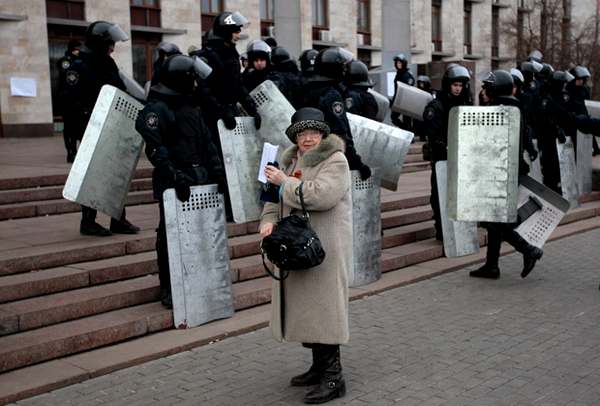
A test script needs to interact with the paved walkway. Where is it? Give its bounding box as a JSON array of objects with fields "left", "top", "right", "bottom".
[{"left": 9, "top": 228, "right": 600, "bottom": 406}]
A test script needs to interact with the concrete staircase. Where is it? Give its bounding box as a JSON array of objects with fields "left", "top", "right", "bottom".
[{"left": 1, "top": 140, "right": 600, "bottom": 404}]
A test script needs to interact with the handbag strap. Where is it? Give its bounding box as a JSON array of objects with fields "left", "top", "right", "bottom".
[
  {"left": 298, "top": 181, "right": 309, "bottom": 219},
  {"left": 260, "top": 243, "right": 288, "bottom": 281}
]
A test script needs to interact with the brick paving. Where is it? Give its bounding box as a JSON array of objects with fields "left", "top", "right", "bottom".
[{"left": 8, "top": 229, "right": 600, "bottom": 406}]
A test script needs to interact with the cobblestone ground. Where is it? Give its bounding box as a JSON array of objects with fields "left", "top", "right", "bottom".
[{"left": 12, "top": 229, "right": 600, "bottom": 406}]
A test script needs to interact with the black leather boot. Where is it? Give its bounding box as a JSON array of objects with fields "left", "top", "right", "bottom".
[
  {"left": 521, "top": 246, "right": 543, "bottom": 278},
  {"left": 291, "top": 348, "right": 321, "bottom": 386},
  {"left": 303, "top": 346, "right": 346, "bottom": 404},
  {"left": 469, "top": 264, "right": 500, "bottom": 279},
  {"left": 110, "top": 209, "right": 140, "bottom": 234},
  {"left": 160, "top": 288, "right": 173, "bottom": 309},
  {"left": 80, "top": 206, "right": 111, "bottom": 237}
]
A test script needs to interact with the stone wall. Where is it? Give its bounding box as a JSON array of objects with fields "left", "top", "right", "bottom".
[{"left": 162, "top": 0, "right": 202, "bottom": 53}]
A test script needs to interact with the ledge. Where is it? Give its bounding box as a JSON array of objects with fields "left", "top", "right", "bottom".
[
  {"left": 492, "top": 2, "right": 511, "bottom": 8},
  {"left": 491, "top": 56, "right": 513, "bottom": 62},
  {"left": 357, "top": 44, "right": 382, "bottom": 51},
  {"left": 312, "top": 39, "right": 348, "bottom": 48},
  {"left": 131, "top": 25, "right": 186, "bottom": 35},
  {"left": 432, "top": 51, "right": 455, "bottom": 58},
  {"left": 464, "top": 53, "right": 485, "bottom": 60},
  {"left": 47, "top": 17, "right": 88, "bottom": 27},
  {"left": 0, "top": 13, "right": 27, "bottom": 21},
  {"left": 518, "top": 7, "right": 533, "bottom": 13},
  {"left": 410, "top": 48, "right": 425, "bottom": 55}
]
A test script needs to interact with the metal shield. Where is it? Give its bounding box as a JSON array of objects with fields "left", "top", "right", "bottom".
[
  {"left": 367, "top": 88, "right": 390, "bottom": 122},
  {"left": 391, "top": 81, "right": 434, "bottom": 120},
  {"left": 218, "top": 117, "right": 265, "bottom": 223},
  {"left": 447, "top": 106, "right": 521, "bottom": 223},
  {"left": 435, "top": 161, "right": 479, "bottom": 257},
  {"left": 350, "top": 170, "right": 381, "bottom": 287},
  {"left": 347, "top": 113, "right": 414, "bottom": 191},
  {"left": 577, "top": 131, "right": 593, "bottom": 194},
  {"left": 118, "top": 70, "right": 146, "bottom": 101},
  {"left": 63, "top": 85, "right": 144, "bottom": 219},
  {"left": 163, "top": 184, "right": 234, "bottom": 328},
  {"left": 556, "top": 136, "right": 580, "bottom": 208},
  {"left": 515, "top": 175, "right": 570, "bottom": 249},
  {"left": 585, "top": 99, "right": 600, "bottom": 118},
  {"left": 524, "top": 139, "right": 543, "bottom": 183},
  {"left": 249, "top": 80, "right": 295, "bottom": 149}
]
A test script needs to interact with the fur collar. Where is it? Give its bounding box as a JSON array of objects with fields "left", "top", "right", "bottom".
[{"left": 281, "top": 134, "right": 345, "bottom": 168}]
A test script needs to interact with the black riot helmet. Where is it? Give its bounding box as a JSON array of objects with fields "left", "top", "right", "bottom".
[
  {"left": 157, "top": 42, "right": 181, "bottom": 58},
  {"left": 537, "top": 63, "right": 554, "bottom": 82},
  {"left": 153, "top": 55, "right": 213, "bottom": 96},
  {"left": 571, "top": 65, "right": 591, "bottom": 80},
  {"left": 313, "top": 47, "right": 354, "bottom": 81},
  {"left": 548, "top": 70, "right": 574, "bottom": 98},
  {"left": 212, "top": 11, "right": 248, "bottom": 41},
  {"left": 246, "top": 40, "right": 271, "bottom": 63},
  {"left": 344, "top": 60, "right": 373, "bottom": 88},
  {"left": 393, "top": 53, "right": 408, "bottom": 69},
  {"left": 527, "top": 49, "right": 543, "bottom": 63},
  {"left": 271, "top": 46, "right": 293, "bottom": 66},
  {"left": 84, "top": 21, "right": 128, "bottom": 55},
  {"left": 442, "top": 64, "right": 470, "bottom": 93},
  {"left": 482, "top": 70, "right": 514, "bottom": 98},
  {"left": 299, "top": 49, "right": 319, "bottom": 73},
  {"left": 417, "top": 75, "right": 431, "bottom": 90},
  {"left": 510, "top": 68, "right": 524, "bottom": 86}
]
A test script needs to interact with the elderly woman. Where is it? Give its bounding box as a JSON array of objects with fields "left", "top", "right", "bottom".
[{"left": 260, "top": 107, "right": 352, "bottom": 404}]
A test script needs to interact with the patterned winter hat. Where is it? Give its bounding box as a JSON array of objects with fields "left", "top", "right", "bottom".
[{"left": 285, "top": 107, "right": 330, "bottom": 143}]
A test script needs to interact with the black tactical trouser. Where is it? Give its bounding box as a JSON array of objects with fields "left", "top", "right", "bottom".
[
  {"left": 81, "top": 206, "right": 127, "bottom": 227},
  {"left": 430, "top": 163, "right": 443, "bottom": 239},
  {"left": 156, "top": 201, "right": 171, "bottom": 291},
  {"left": 483, "top": 222, "right": 535, "bottom": 268},
  {"left": 539, "top": 137, "right": 561, "bottom": 193}
]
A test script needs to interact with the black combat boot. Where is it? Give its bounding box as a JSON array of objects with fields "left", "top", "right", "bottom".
[
  {"left": 160, "top": 288, "right": 173, "bottom": 309},
  {"left": 291, "top": 348, "right": 322, "bottom": 387},
  {"left": 80, "top": 206, "right": 111, "bottom": 236},
  {"left": 521, "top": 246, "right": 543, "bottom": 278},
  {"left": 303, "top": 346, "right": 346, "bottom": 404},
  {"left": 110, "top": 209, "right": 140, "bottom": 234},
  {"left": 469, "top": 264, "right": 500, "bottom": 279}
]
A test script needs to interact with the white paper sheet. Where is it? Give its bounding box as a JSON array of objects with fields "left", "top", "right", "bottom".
[
  {"left": 258, "top": 142, "right": 279, "bottom": 184},
  {"left": 386, "top": 71, "right": 396, "bottom": 97},
  {"left": 10, "top": 77, "right": 37, "bottom": 97}
]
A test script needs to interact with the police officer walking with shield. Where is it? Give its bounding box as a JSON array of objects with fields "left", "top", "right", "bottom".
[
  {"left": 59, "top": 21, "right": 140, "bottom": 237},
  {"left": 57, "top": 39, "right": 81, "bottom": 163},
  {"left": 390, "top": 53, "right": 415, "bottom": 131},
  {"left": 343, "top": 60, "right": 378, "bottom": 121},
  {"left": 135, "top": 55, "right": 226, "bottom": 308}
]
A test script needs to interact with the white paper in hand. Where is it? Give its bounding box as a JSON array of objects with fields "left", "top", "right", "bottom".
[{"left": 258, "top": 142, "right": 279, "bottom": 184}]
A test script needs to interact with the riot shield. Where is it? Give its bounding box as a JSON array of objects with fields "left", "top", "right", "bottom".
[
  {"left": 218, "top": 117, "right": 264, "bottom": 223},
  {"left": 163, "top": 184, "right": 234, "bottom": 328},
  {"left": 249, "top": 80, "right": 295, "bottom": 149},
  {"left": 350, "top": 170, "right": 381, "bottom": 287},
  {"left": 524, "top": 139, "right": 543, "bottom": 183},
  {"left": 367, "top": 88, "right": 390, "bottom": 122},
  {"left": 63, "top": 85, "right": 144, "bottom": 219},
  {"left": 391, "top": 81, "right": 434, "bottom": 120},
  {"left": 556, "top": 136, "right": 579, "bottom": 208},
  {"left": 585, "top": 99, "right": 600, "bottom": 118},
  {"left": 576, "top": 131, "right": 593, "bottom": 194},
  {"left": 515, "top": 175, "right": 570, "bottom": 249},
  {"left": 118, "top": 70, "right": 146, "bottom": 101},
  {"left": 347, "top": 113, "right": 414, "bottom": 191},
  {"left": 447, "top": 106, "right": 521, "bottom": 223},
  {"left": 435, "top": 161, "right": 480, "bottom": 257}
]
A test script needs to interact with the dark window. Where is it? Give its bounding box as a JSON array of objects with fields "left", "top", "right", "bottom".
[
  {"left": 201, "top": 0, "right": 224, "bottom": 33},
  {"left": 357, "top": 0, "right": 371, "bottom": 45},
  {"left": 132, "top": 33, "right": 161, "bottom": 85},
  {"left": 517, "top": 9, "right": 524, "bottom": 61},
  {"left": 46, "top": 0, "right": 85, "bottom": 20},
  {"left": 491, "top": 6, "right": 499, "bottom": 58},
  {"left": 312, "top": 0, "right": 329, "bottom": 40},
  {"left": 357, "top": 49, "right": 372, "bottom": 68},
  {"left": 464, "top": 1, "right": 472, "bottom": 54},
  {"left": 260, "top": 0, "right": 274, "bottom": 37},
  {"left": 432, "top": 0, "right": 442, "bottom": 52},
  {"left": 130, "top": 0, "right": 160, "bottom": 27}
]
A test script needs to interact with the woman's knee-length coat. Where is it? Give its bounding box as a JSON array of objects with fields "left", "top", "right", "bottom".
[{"left": 260, "top": 134, "right": 353, "bottom": 345}]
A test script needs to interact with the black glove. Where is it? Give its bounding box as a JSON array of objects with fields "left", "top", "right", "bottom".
[
  {"left": 253, "top": 112, "right": 262, "bottom": 130},
  {"left": 222, "top": 108, "right": 237, "bottom": 130},
  {"left": 217, "top": 181, "right": 227, "bottom": 195},
  {"left": 557, "top": 131, "right": 566, "bottom": 144},
  {"left": 529, "top": 149, "right": 538, "bottom": 162},
  {"left": 359, "top": 164, "right": 372, "bottom": 181},
  {"left": 174, "top": 171, "right": 194, "bottom": 202}
]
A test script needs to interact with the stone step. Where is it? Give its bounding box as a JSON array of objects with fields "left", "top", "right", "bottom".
[
  {"left": 0, "top": 178, "right": 153, "bottom": 206},
  {"left": 401, "top": 161, "right": 431, "bottom": 173}
]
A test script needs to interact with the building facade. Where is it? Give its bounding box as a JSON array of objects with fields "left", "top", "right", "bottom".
[{"left": 0, "top": 0, "right": 596, "bottom": 137}]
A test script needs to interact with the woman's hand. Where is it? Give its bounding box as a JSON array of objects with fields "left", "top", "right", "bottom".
[
  {"left": 260, "top": 222, "right": 275, "bottom": 238},
  {"left": 264, "top": 165, "right": 287, "bottom": 186}
]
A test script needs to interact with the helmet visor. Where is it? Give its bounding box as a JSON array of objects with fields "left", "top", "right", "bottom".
[
  {"left": 107, "top": 23, "right": 129, "bottom": 42},
  {"left": 192, "top": 56, "right": 213, "bottom": 79},
  {"left": 574, "top": 66, "right": 591, "bottom": 79},
  {"left": 564, "top": 71, "right": 575, "bottom": 83},
  {"left": 449, "top": 65, "right": 470, "bottom": 81},
  {"left": 229, "top": 11, "right": 249, "bottom": 27},
  {"left": 338, "top": 48, "right": 354, "bottom": 64},
  {"left": 510, "top": 68, "right": 524, "bottom": 84}
]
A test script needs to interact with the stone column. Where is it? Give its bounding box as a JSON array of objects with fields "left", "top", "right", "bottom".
[
  {"left": 0, "top": 0, "right": 53, "bottom": 136},
  {"left": 370, "top": 0, "right": 383, "bottom": 67},
  {"left": 441, "top": 0, "right": 464, "bottom": 60},
  {"left": 329, "top": 0, "right": 357, "bottom": 56},
  {"left": 411, "top": 0, "right": 432, "bottom": 65},
  {"left": 161, "top": 0, "right": 203, "bottom": 53},
  {"left": 272, "top": 0, "right": 312, "bottom": 59}
]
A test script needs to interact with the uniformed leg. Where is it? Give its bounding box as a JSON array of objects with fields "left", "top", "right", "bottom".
[
  {"left": 62, "top": 118, "right": 78, "bottom": 163},
  {"left": 156, "top": 201, "right": 172, "bottom": 309},
  {"left": 502, "top": 228, "right": 543, "bottom": 278},
  {"left": 470, "top": 223, "right": 501, "bottom": 279},
  {"left": 110, "top": 207, "right": 140, "bottom": 234},
  {"left": 430, "top": 166, "right": 443, "bottom": 240},
  {"left": 80, "top": 206, "right": 111, "bottom": 236},
  {"left": 303, "top": 345, "right": 346, "bottom": 404},
  {"left": 539, "top": 138, "right": 561, "bottom": 193}
]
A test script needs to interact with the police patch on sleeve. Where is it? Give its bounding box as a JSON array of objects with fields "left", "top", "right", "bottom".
[
  {"left": 61, "top": 60, "right": 71, "bottom": 70},
  {"left": 332, "top": 101, "right": 344, "bottom": 116},
  {"left": 424, "top": 107, "right": 435, "bottom": 121},
  {"left": 145, "top": 112, "right": 159, "bottom": 129},
  {"left": 345, "top": 97, "right": 354, "bottom": 110},
  {"left": 66, "top": 71, "right": 79, "bottom": 85}
]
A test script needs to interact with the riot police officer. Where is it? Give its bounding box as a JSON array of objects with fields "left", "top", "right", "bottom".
[
  {"left": 414, "top": 75, "right": 435, "bottom": 141},
  {"left": 270, "top": 46, "right": 303, "bottom": 107},
  {"left": 151, "top": 42, "right": 181, "bottom": 86},
  {"left": 470, "top": 70, "right": 543, "bottom": 279},
  {"left": 57, "top": 39, "right": 81, "bottom": 163},
  {"left": 298, "top": 47, "right": 371, "bottom": 180},
  {"left": 511, "top": 68, "right": 538, "bottom": 162},
  {"left": 422, "top": 64, "right": 472, "bottom": 240},
  {"left": 343, "top": 60, "right": 378, "bottom": 120},
  {"left": 566, "top": 65, "right": 596, "bottom": 154},
  {"left": 135, "top": 55, "right": 226, "bottom": 308},
  {"left": 59, "top": 20, "right": 139, "bottom": 237},
  {"left": 520, "top": 60, "right": 543, "bottom": 96},
  {"left": 241, "top": 39, "right": 272, "bottom": 92},
  {"left": 390, "top": 53, "right": 415, "bottom": 131}
]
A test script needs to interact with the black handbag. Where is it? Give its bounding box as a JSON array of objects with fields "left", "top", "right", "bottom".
[{"left": 260, "top": 182, "right": 326, "bottom": 280}]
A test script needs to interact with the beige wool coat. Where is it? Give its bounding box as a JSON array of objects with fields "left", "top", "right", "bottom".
[{"left": 260, "top": 134, "right": 353, "bottom": 345}]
